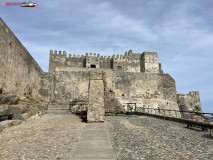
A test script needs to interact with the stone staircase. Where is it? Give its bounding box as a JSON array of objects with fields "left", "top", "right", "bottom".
[
  {"left": 46, "top": 104, "right": 70, "bottom": 114},
  {"left": 104, "top": 92, "right": 123, "bottom": 113}
]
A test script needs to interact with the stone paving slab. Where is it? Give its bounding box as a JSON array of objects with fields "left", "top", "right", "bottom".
[{"left": 70, "top": 123, "right": 116, "bottom": 160}]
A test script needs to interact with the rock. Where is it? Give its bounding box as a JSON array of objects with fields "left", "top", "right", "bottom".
[
  {"left": 0, "top": 105, "right": 9, "bottom": 113},
  {"left": 0, "top": 93, "right": 19, "bottom": 105},
  {"left": 0, "top": 102, "right": 48, "bottom": 121},
  {"left": 0, "top": 105, "right": 25, "bottom": 120},
  {"left": 0, "top": 120, "right": 22, "bottom": 132},
  {"left": 11, "top": 120, "right": 22, "bottom": 126},
  {"left": 22, "top": 112, "right": 32, "bottom": 120},
  {"left": 0, "top": 120, "right": 13, "bottom": 129}
]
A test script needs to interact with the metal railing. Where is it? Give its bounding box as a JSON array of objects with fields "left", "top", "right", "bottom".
[{"left": 126, "top": 107, "right": 213, "bottom": 121}]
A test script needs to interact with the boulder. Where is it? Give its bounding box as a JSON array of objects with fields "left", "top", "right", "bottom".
[{"left": 0, "top": 93, "right": 19, "bottom": 105}]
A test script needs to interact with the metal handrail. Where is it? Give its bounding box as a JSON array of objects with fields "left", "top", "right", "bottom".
[{"left": 127, "top": 107, "right": 213, "bottom": 120}]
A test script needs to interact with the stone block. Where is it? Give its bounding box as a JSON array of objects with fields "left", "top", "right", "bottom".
[
  {"left": 87, "top": 80, "right": 105, "bottom": 122},
  {"left": 90, "top": 71, "right": 102, "bottom": 80}
]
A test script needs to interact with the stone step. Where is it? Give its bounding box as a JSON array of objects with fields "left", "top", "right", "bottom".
[
  {"left": 47, "top": 104, "right": 69, "bottom": 110},
  {"left": 45, "top": 110, "right": 70, "bottom": 114},
  {"left": 47, "top": 108, "right": 69, "bottom": 110}
]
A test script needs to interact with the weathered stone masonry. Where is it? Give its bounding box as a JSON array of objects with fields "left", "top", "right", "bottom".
[
  {"left": 49, "top": 50, "right": 162, "bottom": 73},
  {"left": 0, "top": 18, "right": 42, "bottom": 97},
  {"left": 45, "top": 49, "right": 202, "bottom": 118}
]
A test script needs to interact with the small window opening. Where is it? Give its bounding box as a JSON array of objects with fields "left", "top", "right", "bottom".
[
  {"left": 117, "top": 66, "right": 122, "bottom": 70},
  {"left": 122, "top": 94, "right": 124, "bottom": 96},
  {"left": 91, "top": 64, "right": 96, "bottom": 68}
]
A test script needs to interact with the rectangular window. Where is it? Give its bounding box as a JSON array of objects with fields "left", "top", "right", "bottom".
[
  {"left": 117, "top": 66, "right": 122, "bottom": 70},
  {"left": 91, "top": 64, "right": 96, "bottom": 68}
]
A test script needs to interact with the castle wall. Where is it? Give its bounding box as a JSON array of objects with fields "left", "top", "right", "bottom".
[
  {"left": 125, "top": 50, "right": 141, "bottom": 72},
  {"left": 112, "top": 72, "right": 176, "bottom": 102},
  {"left": 67, "top": 54, "right": 86, "bottom": 68},
  {"left": 113, "top": 54, "right": 126, "bottom": 71},
  {"left": 51, "top": 67, "right": 178, "bottom": 112},
  {"left": 99, "top": 56, "right": 112, "bottom": 69},
  {"left": 177, "top": 91, "right": 202, "bottom": 112},
  {"left": 49, "top": 50, "right": 67, "bottom": 72},
  {"left": 49, "top": 50, "right": 163, "bottom": 73},
  {"left": 104, "top": 71, "right": 178, "bottom": 111},
  {"left": 141, "top": 52, "right": 160, "bottom": 73},
  {"left": 38, "top": 72, "right": 54, "bottom": 101},
  {"left": 53, "top": 68, "right": 90, "bottom": 104},
  {"left": 86, "top": 53, "right": 100, "bottom": 68},
  {"left": 0, "top": 18, "right": 43, "bottom": 97}
]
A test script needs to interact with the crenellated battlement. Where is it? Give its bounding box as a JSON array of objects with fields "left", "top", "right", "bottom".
[
  {"left": 50, "top": 50, "right": 133, "bottom": 61},
  {"left": 49, "top": 49, "right": 162, "bottom": 73},
  {"left": 50, "top": 50, "right": 67, "bottom": 57},
  {"left": 113, "top": 54, "right": 125, "bottom": 61}
]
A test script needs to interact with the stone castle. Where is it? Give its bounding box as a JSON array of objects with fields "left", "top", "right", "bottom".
[
  {"left": 49, "top": 50, "right": 162, "bottom": 73},
  {"left": 0, "top": 18, "right": 201, "bottom": 122}
]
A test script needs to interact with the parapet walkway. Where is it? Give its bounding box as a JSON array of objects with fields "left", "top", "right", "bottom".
[{"left": 70, "top": 123, "right": 116, "bottom": 160}]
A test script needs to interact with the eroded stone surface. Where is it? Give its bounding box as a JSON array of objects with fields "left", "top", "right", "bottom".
[
  {"left": 87, "top": 74, "right": 105, "bottom": 122},
  {"left": 0, "top": 18, "right": 42, "bottom": 97},
  {"left": 177, "top": 91, "right": 202, "bottom": 112}
]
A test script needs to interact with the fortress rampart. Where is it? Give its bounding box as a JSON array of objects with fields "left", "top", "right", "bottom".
[{"left": 49, "top": 50, "right": 162, "bottom": 73}]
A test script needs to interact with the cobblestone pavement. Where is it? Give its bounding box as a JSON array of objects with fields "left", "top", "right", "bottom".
[
  {"left": 106, "top": 116, "right": 213, "bottom": 160},
  {"left": 0, "top": 113, "right": 85, "bottom": 160}
]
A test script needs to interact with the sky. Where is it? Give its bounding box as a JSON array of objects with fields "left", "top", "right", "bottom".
[{"left": 1, "top": 0, "right": 213, "bottom": 113}]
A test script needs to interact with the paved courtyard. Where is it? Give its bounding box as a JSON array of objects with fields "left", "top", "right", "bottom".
[
  {"left": 106, "top": 116, "right": 213, "bottom": 160},
  {"left": 0, "top": 113, "right": 85, "bottom": 160},
  {"left": 0, "top": 114, "right": 212, "bottom": 160}
]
